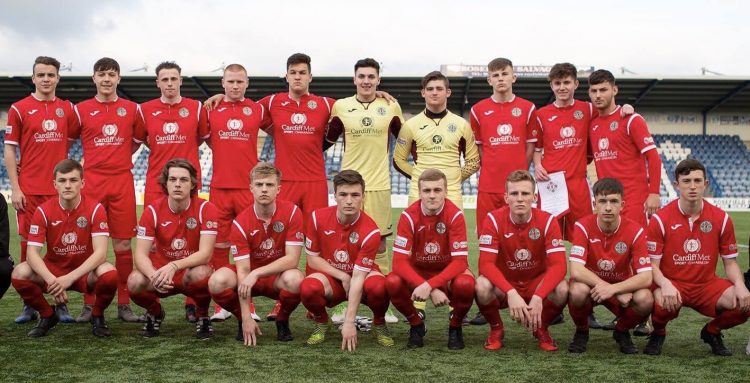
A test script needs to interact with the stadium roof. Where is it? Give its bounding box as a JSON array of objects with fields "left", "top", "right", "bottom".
[{"left": 1, "top": 74, "right": 748, "bottom": 115}]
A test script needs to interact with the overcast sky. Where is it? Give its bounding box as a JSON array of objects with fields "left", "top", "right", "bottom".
[{"left": 0, "top": 0, "right": 747, "bottom": 77}]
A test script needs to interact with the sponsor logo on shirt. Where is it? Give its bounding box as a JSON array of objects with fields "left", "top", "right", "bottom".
[
  {"left": 571, "top": 245, "right": 584, "bottom": 257},
  {"left": 424, "top": 242, "right": 440, "bottom": 255},
  {"left": 673, "top": 239, "right": 711, "bottom": 265},
  {"left": 597, "top": 259, "right": 615, "bottom": 271},
  {"left": 137, "top": 226, "right": 146, "bottom": 237},
  {"left": 514, "top": 248, "right": 531, "bottom": 261},
  {"left": 594, "top": 138, "right": 618, "bottom": 161},
  {"left": 552, "top": 126, "right": 583, "bottom": 149},
  {"left": 156, "top": 122, "right": 187, "bottom": 144},
  {"left": 489, "top": 123, "right": 520, "bottom": 146},
  {"left": 30, "top": 225, "right": 39, "bottom": 235},
  {"left": 94, "top": 124, "right": 125, "bottom": 147},
  {"left": 305, "top": 238, "right": 312, "bottom": 248},
  {"left": 479, "top": 235, "right": 492, "bottom": 245},
  {"left": 646, "top": 241, "right": 656, "bottom": 253},
  {"left": 260, "top": 238, "right": 274, "bottom": 250},
  {"left": 34, "top": 119, "right": 64, "bottom": 143},
  {"left": 28, "top": 109, "right": 38, "bottom": 115},
  {"left": 334, "top": 249, "right": 349, "bottom": 263},
  {"left": 62, "top": 232, "right": 78, "bottom": 245},
  {"left": 282, "top": 113, "right": 316, "bottom": 134}
]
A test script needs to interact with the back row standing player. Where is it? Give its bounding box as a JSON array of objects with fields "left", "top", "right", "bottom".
[
  {"left": 72, "top": 57, "right": 142, "bottom": 323},
  {"left": 5, "top": 56, "right": 79, "bottom": 323},
  {"left": 325, "top": 58, "right": 403, "bottom": 323},
  {"left": 204, "top": 63, "right": 266, "bottom": 321}
]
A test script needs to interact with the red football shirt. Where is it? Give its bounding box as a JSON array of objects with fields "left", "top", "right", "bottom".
[
  {"left": 392, "top": 199, "right": 469, "bottom": 288},
  {"left": 27, "top": 195, "right": 109, "bottom": 273},
  {"left": 304, "top": 206, "right": 380, "bottom": 275},
  {"left": 207, "top": 98, "right": 266, "bottom": 189},
  {"left": 73, "top": 97, "right": 139, "bottom": 175},
  {"left": 137, "top": 195, "right": 218, "bottom": 266},
  {"left": 259, "top": 93, "right": 334, "bottom": 182},
  {"left": 590, "top": 107, "right": 657, "bottom": 205},
  {"left": 534, "top": 100, "right": 593, "bottom": 179},
  {"left": 478, "top": 206, "right": 566, "bottom": 297},
  {"left": 134, "top": 97, "right": 209, "bottom": 193},
  {"left": 5, "top": 94, "right": 78, "bottom": 195},
  {"left": 469, "top": 95, "right": 539, "bottom": 193},
  {"left": 229, "top": 200, "right": 304, "bottom": 268},
  {"left": 570, "top": 214, "right": 651, "bottom": 283},
  {"left": 647, "top": 199, "right": 738, "bottom": 284}
]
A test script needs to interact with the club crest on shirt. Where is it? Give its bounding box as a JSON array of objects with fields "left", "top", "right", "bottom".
[
  {"left": 178, "top": 107, "right": 189, "bottom": 118},
  {"left": 376, "top": 106, "right": 387, "bottom": 116},
  {"left": 186, "top": 218, "right": 197, "bottom": 230},
  {"left": 511, "top": 107, "right": 522, "bottom": 117},
  {"left": 683, "top": 239, "right": 701, "bottom": 253},
  {"left": 117, "top": 107, "right": 127, "bottom": 117},
  {"left": 514, "top": 248, "right": 531, "bottom": 261},
  {"left": 100, "top": 222, "right": 108, "bottom": 230},
  {"left": 573, "top": 110, "right": 584, "bottom": 120},
  {"left": 447, "top": 123, "right": 457, "bottom": 133},
  {"left": 699, "top": 221, "right": 712, "bottom": 233},
  {"left": 43, "top": 119, "right": 57, "bottom": 131},
  {"left": 76, "top": 216, "right": 88, "bottom": 228},
  {"left": 307, "top": 100, "right": 317, "bottom": 110},
  {"left": 62, "top": 232, "right": 78, "bottom": 245},
  {"left": 436, "top": 222, "right": 446, "bottom": 234},
  {"left": 243, "top": 106, "right": 252, "bottom": 116},
  {"left": 609, "top": 121, "right": 618, "bottom": 131},
  {"left": 55, "top": 107, "right": 64, "bottom": 118},
  {"left": 260, "top": 238, "right": 275, "bottom": 250},
  {"left": 349, "top": 232, "right": 359, "bottom": 244},
  {"left": 360, "top": 117, "right": 373, "bottom": 127},
  {"left": 335, "top": 249, "right": 349, "bottom": 263},
  {"left": 528, "top": 228, "right": 541, "bottom": 240},
  {"left": 171, "top": 238, "right": 186, "bottom": 250},
  {"left": 597, "top": 259, "right": 615, "bottom": 271},
  {"left": 102, "top": 124, "right": 118, "bottom": 137},
  {"left": 639, "top": 257, "right": 650, "bottom": 265},
  {"left": 424, "top": 242, "right": 440, "bottom": 255},
  {"left": 269, "top": 221, "right": 283, "bottom": 233},
  {"left": 615, "top": 241, "right": 628, "bottom": 254},
  {"left": 291, "top": 113, "right": 307, "bottom": 125},
  {"left": 432, "top": 135, "right": 443, "bottom": 144}
]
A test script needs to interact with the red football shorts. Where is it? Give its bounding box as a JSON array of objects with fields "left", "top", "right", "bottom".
[
  {"left": 211, "top": 188, "right": 254, "bottom": 243},
  {"left": 280, "top": 180, "right": 328, "bottom": 227},
  {"left": 84, "top": 172, "right": 137, "bottom": 239},
  {"left": 500, "top": 273, "right": 545, "bottom": 307},
  {"left": 44, "top": 262, "right": 93, "bottom": 294},
  {"left": 17, "top": 194, "right": 55, "bottom": 238},
  {"left": 477, "top": 192, "right": 506, "bottom": 236},
  {"left": 666, "top": 277, "right": 733, "bottom": 318},
  {"left": 621, "top": 192, "right": 648, "bottom": 229}
]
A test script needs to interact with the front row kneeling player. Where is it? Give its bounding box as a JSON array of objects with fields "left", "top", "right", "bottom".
[
  {"left": 567, "top": 178, "right": 654, "bottom": 354},
  {"left": 208, "top": 162, "right": 304, "bottom": 345},
  {"left": 387, "top": 168, "right": 475, "bottom": 350},
  {"left": 476, "top": 170, "right": 568, "bottom": 351},
  {"left": 128, "top": 159, "right": 219, "bottom": 339},
  {"left": 11, "top": 159, "right": 118, "bottom": 338},
  {"left": 646, "top": 158, "right": 750, "bottom": 356},
  {"left": 300, "top": 170, "right": 392, "bottom": 351}
]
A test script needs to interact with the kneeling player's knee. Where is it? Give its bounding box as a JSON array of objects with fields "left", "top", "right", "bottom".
[
  {"left": 475, "top": 276, "right": 494, "bottom": 300},
  {"left": 568, "top": 283, "right": 590, "bottom": 305},
  {"left": 10, "top": 262, "right": 32, "bottom": 280},
  {"left": 97, "top": 262, "right": 116, "bottom": 274},
  {"left": 364, "top": 275, "right": 387, "bottom": 297},
  {"left": 632, "top": 289, "right": 654, "bottom": 311},
  {"left": 385, "top": 273, "right": 404, "bottom": 294},
  {"left": 112, "top": 239, "right": 131, "bottom": 253},
  {"left": 127, "top": 271, "right": 148, "bottom": 292},
  {"left": 452, "top": 275, "right": 475, "bottom": 300},
  {"left": 186, "top": 265, "right": 213, "bottom": 282},
  {"left": 208, "top": 269, "right": 235, "bottom": 293},
  {"left": 551, "top": 281, "right": 569, "bottom": 303},
  {"left": 280, "top": 269, "right": 303, "bottom": 290}
]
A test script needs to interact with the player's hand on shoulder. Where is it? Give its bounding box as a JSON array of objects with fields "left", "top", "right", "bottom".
[
  {"left": 204, "top": 94, "right": 223, "bottom": 111},
  {"left": 374, "top": 91, "right": 396, "bottom": 105},
  {"left": 430, "top": 289, "right": 450, "bottom": 307},
  {"left": 620, "top": 104, "right": 635, "bottom": 117},
  {"left": 242, "top": 317, "right": 262, "bottom": 346},
  {"left": 341, "top": 322, "right": 357, "bottom": 352}
]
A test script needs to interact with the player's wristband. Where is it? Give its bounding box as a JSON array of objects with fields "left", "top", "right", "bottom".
[{"left": 169, "top": 262, "right": 179, "bottom": 271}]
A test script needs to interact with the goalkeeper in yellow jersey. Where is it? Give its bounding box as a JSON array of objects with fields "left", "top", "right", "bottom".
[{"left": 393, "top": 71, "right": 480, "bottom": 209}]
